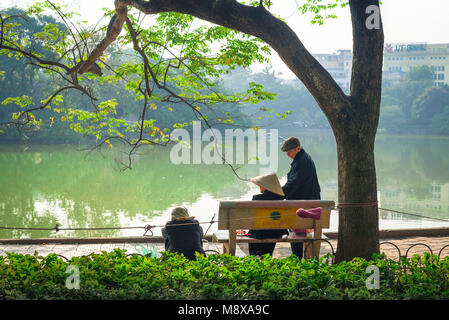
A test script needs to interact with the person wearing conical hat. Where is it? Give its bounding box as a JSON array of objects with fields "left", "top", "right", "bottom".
[
  {"left": 250, "top": 172, "right": 285, "bottom": 199},
  {"left": 161, "top": 206, "right": 206, "bottom": 260},
  {"left": 246, "top": 172, "right": 288, "bottom": 257}
]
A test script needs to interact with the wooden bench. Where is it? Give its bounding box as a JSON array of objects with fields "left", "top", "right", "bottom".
[{"left": 212, "top": 200, "right": 335, "bottom": 259}]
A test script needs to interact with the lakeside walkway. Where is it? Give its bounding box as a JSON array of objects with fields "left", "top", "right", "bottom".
[
  {"left": 270, "top": 236, "right": 449, "bottom": 260},
  {"left": 1, "top": 235, "right": 449, "bottom": 260}
]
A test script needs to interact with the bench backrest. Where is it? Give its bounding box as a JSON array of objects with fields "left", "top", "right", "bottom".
[{"left": 217, "top": 200, "right": 335, "bottom": 230}]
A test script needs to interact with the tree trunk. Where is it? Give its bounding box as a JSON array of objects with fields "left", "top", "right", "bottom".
[
  {"left": 333, "top": 126, "right": 380, "bottom": 261},
  {"left": 331, "top": 0, "right": 384, "bottom": 262}
]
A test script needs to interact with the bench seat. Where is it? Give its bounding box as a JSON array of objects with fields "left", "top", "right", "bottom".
[
  {"left": 212, "top": 230, "right": 328, "bottom": 258},
  {"left": 212, "top": 231, "right": 329, "bottom": 243},
  {"left": 212, "top": 200, "right": 335, "bottom": 259}
]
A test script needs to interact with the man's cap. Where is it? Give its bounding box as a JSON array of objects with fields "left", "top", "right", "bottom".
[
  {"left": 281, "top": 136, "right": 301, "bottom": 152},
  {"left": 171, "top": 206, "right": 194, "bottom": 221},
  {"left": 250, "top": 172, "right": 285, "bottom": 196}
]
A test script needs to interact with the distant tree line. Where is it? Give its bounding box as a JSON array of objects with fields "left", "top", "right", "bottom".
[
  {"left": 219, "top": 64, "right": 449, "bottom": 136},
  {"left": 379, "top": 65, "right": 449, "bottom": 135}
]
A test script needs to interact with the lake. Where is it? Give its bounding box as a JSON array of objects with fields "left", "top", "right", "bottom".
[{"left": 1, "top": 130, "right": 449, "bottom": 239}]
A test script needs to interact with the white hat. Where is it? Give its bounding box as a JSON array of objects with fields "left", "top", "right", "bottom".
[
  {"left": 171, "top": 206, "right": 194, "bottom": 221},
  {"left": 250, "top": 172, "right": 285, "bottom": 196}
]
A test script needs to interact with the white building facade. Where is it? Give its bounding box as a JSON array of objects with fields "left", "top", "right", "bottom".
[
  {"left": 383, "top": 42, "right": 449, "bottom": 86},
  {"left": 313, "top": 49, "right": 353, "bottom": 91}
]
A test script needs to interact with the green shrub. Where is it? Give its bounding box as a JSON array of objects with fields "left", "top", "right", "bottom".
[{"left": 0, "top": 250, "right": 448, "bottom": 300}]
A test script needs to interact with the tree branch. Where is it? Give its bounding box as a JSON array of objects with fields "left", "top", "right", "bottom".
[
  {"left": 0, "top": 43, "right": 71, "bottom": 73},
  {"left": 349, "top": 0, "right": 384, "bottom": 125},
  {"left": 76, "top": 0, "right": 128, "bottom": 75},
  {"left": 80, "top": 0, "right": 349, "bottom": 119}
]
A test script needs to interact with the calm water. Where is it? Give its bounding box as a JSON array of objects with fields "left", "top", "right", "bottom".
[{"left": 1, "top": 131, "right": 449, "bottom": 239}]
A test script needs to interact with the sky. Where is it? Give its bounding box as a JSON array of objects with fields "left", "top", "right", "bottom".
[{"left": 2, "top": 0, "right": 449, "bottom": 78}]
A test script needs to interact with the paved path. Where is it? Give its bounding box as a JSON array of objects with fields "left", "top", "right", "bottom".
[
  {"left": 1, "top": 236, "right": 448, "bottom": 260},
  {"left": 270, "top": 236, "right": 449, "bottom": 260}
]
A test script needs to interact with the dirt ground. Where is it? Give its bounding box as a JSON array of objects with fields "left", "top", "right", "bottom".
[{"left": 265, "top": 236, "right": 449, "bottom": 260}]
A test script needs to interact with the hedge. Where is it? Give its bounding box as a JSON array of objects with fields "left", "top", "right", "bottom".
[{"left": 1, "top": 249, "right": 449, "bottom": 299}]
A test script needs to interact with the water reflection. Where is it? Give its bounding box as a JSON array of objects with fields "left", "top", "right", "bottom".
[{"left": 0, "top": 132, "right": 449, "bottom": 239}]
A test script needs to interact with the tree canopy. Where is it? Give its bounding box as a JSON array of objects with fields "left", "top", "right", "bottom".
[
  {"left": 0, "top": 2, "right": 284, "bottom": 168},
  {"left": 380, "top": 66, "right": 449, "bottom": 135}
]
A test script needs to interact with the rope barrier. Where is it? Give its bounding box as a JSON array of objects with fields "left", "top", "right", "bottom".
[
  {"left": 0, "top": 205, "right": 447, "bottom": 236},
  {"left": 204, "top": 213, "right": 216, "bottom": 235},
  {"left": 0, "top": 224, "right": 149, "bottom": 232},
  {"left": 337, "top": 202, "right": 378, "bottom": 208},
  {"left": 378, "top": 207, "right": 449, "bottom": 223}
]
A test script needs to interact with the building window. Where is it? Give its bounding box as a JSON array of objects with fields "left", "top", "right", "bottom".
[{"left": 438, "top": 74, "right": 444, "bottom": 80}]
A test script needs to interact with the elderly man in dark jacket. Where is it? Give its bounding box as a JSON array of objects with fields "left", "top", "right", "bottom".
[
  {"left": 162, "top": 206, "right": 205, "bottom": 260},
  {"left": 281, "top": 136, "right": 321, "bottom": 258}
]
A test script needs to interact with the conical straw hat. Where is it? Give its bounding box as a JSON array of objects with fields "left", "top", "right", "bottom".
[{"left": 250, "top": 172, "right": 285, "bottom": 196}]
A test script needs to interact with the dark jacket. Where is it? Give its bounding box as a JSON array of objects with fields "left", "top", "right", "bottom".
[
  {"left": 282, "top": 148, "right": 321, "bottom": 200},
  {"left": 161, "top": 218, "right": 205, "bottom": 260},
  {"left": 248, "top": 190, "right": 288, "bottom": 239},
  {"left": 252, "top": 190, "right": 284, "bottom": 201}
]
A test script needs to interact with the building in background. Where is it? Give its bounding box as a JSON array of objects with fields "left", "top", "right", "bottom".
[
  {"left": 314, "top": 43, "right": 449, "bottom": 89},
  {"left": 383, "top": 43, "right": 449, "bottom": 86},
  {"left": 313, "top": 50, "right": 352, "bottom": 91}
]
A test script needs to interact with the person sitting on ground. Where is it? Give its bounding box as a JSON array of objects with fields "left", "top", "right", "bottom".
[
  {"left": 161, "top": 206, "right": 206, "bottom": 260},
  {"left": 246, "top": 172, "right": 288, "bottom": 257}
]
